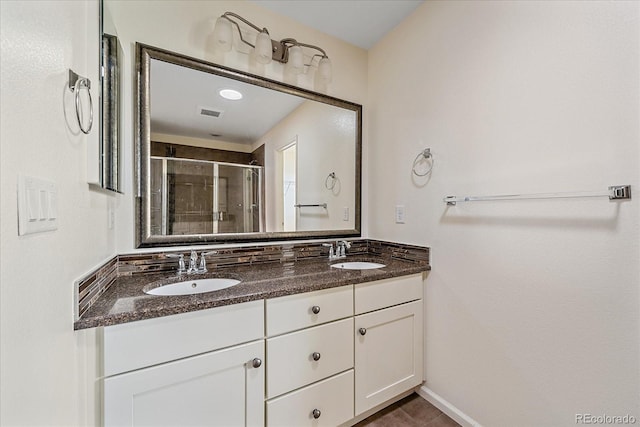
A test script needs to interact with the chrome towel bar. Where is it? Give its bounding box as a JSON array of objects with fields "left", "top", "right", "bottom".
[
  {"left": 444, "top": 185, "right": 631, "bottom": 206},
  {"left": 294, "top": 203, "right": 327, "bottom": 209}
]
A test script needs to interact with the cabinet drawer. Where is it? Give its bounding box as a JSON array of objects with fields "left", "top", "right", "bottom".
[
  {"left": 104, "top": 300, "right": 264, "bottom": 377},
  {"left": 267, "top": 318, "right": 353, "bottom": 398},
  {"left": 266, "top": 285, "right": 353, "bottom": 336},
  {"left": 267, "top": 370, "right": 354, "bottom": 427},
  {"left": 354, "top": 274, "right": 422, "bottom": 315}
]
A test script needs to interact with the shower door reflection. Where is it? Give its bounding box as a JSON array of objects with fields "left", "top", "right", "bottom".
[{"left": 149, "top": 157, "right": 263, "bottom": 235}]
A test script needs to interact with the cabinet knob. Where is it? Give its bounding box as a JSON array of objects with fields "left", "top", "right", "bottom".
[
  {"left": 252, "top": 358, "right": 262, "bottom": 368},
  {"left": 359, "top": 327, "right": 367, "bottom": 336},
  {"left": 311, "top": 305, "right": 321, "bottom": 314},
  {"left": 312, "top": 409, "right": 321, "bottom": 419},
  {"left": 312, "top": 352, "right": 321, "bottom": 361}
]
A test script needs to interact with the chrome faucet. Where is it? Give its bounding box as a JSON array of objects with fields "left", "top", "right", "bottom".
[
  {"left": 166, "top": 253, "right": 187, "bottom": 275},
  {"left": 324, "top": 241, "right": 351, "bottom": 260},
  {"left": 167, "top": 250, "right": 219, "bottom": 275},
  {"left": 337, "top": 240, "right": 351, "bottom": 258},
  {"left": 322, "top": 243, "right": 336, "bottom": 260},
  {"left": 197, "top": 251, "right": 218, "bottom": 273},
  {"left": 187, "top": 250, "right": 198, "bottom": 274}
]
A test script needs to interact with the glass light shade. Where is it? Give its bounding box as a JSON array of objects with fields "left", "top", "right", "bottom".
[
  {"left": 254, "top": 31, "right": 273, "bottom": 64},
  {"left": 213, "top": 17, "right": 233, "bottom": 52},
  {"left": 287, "top": 45, "right": 304, "bottom": 75},
  {"left": 318, "top": 57, "right": 332, "bottom": 83}
]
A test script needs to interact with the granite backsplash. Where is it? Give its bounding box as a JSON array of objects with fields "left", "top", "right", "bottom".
[{"left": 76, "top": 239, "right": 429, "bottom": 321}]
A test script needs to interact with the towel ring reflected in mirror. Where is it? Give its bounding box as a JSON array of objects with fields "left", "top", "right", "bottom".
[{"left": 325, "top": 172, "right": 337, "bottom": 190}]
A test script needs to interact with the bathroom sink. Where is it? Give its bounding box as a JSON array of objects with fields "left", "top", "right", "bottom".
[
  {"left": 145, "top": 278, "right": 241, "bottom": 296},
  {"left": 331, "top": 261, "right": 386, "bottom": 270}
]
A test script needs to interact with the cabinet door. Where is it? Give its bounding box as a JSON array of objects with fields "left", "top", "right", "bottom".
[
  {"left": 354, "top": 300, "right": 423, "bottom": 416},
  {"left": 104, "top": 340, "right": 264, "bottom": 426}
]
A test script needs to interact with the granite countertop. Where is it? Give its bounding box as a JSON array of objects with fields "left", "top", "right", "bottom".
[{"left": 74, "top": 255, "right": 430, "bottom": 330}]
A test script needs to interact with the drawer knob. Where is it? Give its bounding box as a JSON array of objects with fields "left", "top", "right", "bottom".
[
  {"left": 312, "top": 352, "right": 321, "bottom": 361},
  {"left": 252, "top": 358, "right": 262, "bottom": 368},
  {"left": 311, "top": 305, "right": 321, "bottom": 314},
  {"left": 312, "top": 409, "right": 321, "bottom": 419},
  {"left": 359, "top": 327, "right": 367, "bottom": 336}
]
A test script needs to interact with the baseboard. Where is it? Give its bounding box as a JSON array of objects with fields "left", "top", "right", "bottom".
[{"left": 417, "top": 385, "right": 482, "bottom": 427}]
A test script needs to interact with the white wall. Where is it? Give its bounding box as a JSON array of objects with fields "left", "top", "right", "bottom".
[
  {"left": 368, "top": 1, "right": 639, "bottom": 425},
  {"left": 257, "top": 101, "right": 356, "bottom": 232},
  {"left": 1, "top": 1, "right": 366, "bottom": 420},
  {"left": 0, "top": 1, "right": 115, "bottom": 425},
  {"left": 105, "top": 0, "right": 368, "bottom": 252}
]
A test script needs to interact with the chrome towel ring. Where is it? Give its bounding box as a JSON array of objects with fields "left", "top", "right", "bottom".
[
  {"left": 325, "top": 172, "right": 337, "bottom": 189},
  {"left": 412, "top": 148, "right": 434, "bottom": 177},
  {"left": 68, "top": 69, "right": 93, "bottom": 134}
]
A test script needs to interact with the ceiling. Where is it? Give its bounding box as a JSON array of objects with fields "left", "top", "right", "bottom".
[
  {"left": 251, "top": 0, "right": 424, "bottom": 49},
  {"left": 150, "top": 59, "right": 304, "bottom": 144},
  {"left": 150, "top": 1, "right": 424, "bottom": 144}
]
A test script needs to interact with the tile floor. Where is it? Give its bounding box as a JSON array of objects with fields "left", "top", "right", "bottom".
[{"left": 355, "top": 393, "right": 460, "bottom": 427}]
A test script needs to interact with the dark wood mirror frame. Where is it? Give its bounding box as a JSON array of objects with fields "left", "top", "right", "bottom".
[{"left": 135, "top": 43, "right": 362, "bottom": 247}]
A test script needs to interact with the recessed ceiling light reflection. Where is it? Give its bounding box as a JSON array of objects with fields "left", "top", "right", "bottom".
[{"left": 219, "top": 89, "right": 243, "bottom": 100}]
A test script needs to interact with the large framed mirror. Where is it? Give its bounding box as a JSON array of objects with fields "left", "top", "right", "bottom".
[{"left": 135, "top": 43, "right": 362, "bottom": 247}]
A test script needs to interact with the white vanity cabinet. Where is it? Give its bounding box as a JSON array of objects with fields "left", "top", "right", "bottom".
[
  {"left": 354, "top": 275, "right": 424, "bottom": 416},
  {"left": 100, "top": 273, "right": 424, "bottom": 426},
  {"left": 102, "top": 300, "right": 265, "bottom": 427},
  {"left": 265, "top": 286, "right": 355, "bottom": 426}
]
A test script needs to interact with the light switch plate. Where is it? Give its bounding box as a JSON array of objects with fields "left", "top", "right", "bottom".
[{"left": 18, "top": 175, "right": 58, "bottom": 235}]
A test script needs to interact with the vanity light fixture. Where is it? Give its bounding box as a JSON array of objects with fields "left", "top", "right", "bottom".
[
  {"left": 213, "top": 12, "right": 332, "bottom": 83},
  {"left": 219, "top": 88, "right": 243, "bottom": 100}
]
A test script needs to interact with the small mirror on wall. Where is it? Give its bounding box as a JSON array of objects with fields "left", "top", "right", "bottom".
[{"left": 100, "top": 32, "right": 122, "bottom": 193}]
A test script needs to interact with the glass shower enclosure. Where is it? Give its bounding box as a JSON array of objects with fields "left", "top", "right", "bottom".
[{"left": 149, "top": 157, "right": 263, "bottom": 235}]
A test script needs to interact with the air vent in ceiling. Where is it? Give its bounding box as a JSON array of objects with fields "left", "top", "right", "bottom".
[{"left": 198, "top": 106, "right": 224, "bottom": 118}]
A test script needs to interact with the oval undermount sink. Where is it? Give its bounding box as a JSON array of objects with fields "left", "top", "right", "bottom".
[
  {"left": 145, "top": 278, "right": 241, "bottom": 296},
  {"left": 331, "top": 261, "right": 386, "bottom": 270}
]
